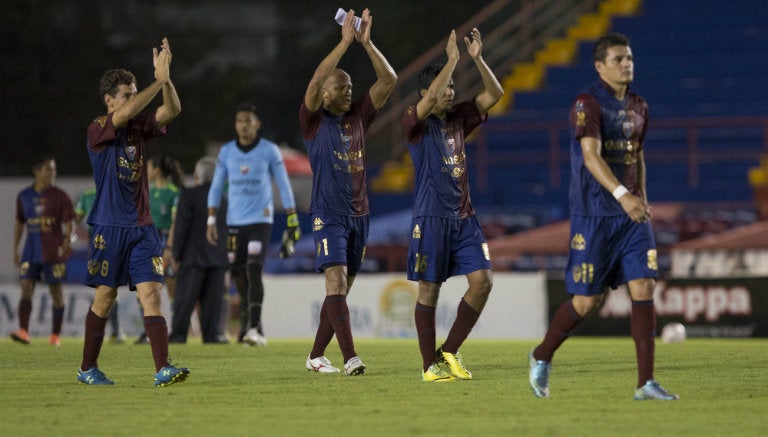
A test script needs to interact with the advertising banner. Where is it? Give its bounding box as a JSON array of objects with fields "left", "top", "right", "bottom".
[{"left": 546, "top": 277, "right": 766, "bottom": 337}]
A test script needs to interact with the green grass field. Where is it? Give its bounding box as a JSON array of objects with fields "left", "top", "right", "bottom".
[{"left": 1, "top": 337, "right": 766, "bottom": 437}]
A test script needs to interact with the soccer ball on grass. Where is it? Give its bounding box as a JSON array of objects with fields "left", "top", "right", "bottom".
[{"left": 660, "top": 322, "right": 687, "bottom": 344}]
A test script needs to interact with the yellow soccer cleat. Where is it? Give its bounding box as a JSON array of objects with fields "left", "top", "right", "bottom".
[
  {"left": 422, "top": 363, "right": 455, "bottom": 382},
  {"left": 437, "top": 348, "right": 472, "bottom": 380}
]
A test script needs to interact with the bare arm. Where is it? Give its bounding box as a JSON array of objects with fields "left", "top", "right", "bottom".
[
  {"left": 304, "top": 10, "right": 356, "bottom": 112},
  {"left": 112, "top": 38, "right": 174, "bottom": 128},
  {"left": 581, "top": 137, "right": 650, "bottom": 222},
  {"left": 206, "top": 206, "right": 219, "bottom": 246},
  {"left": 465, "top": 28, "right": 503, "bottom": 114},
  {"left": 154, "top": 38, "right": 181, "bottom": 127},
  {"left": 415, "top": 30, "right": 459, "bottom": 120},
  {"left": 59, "top": 220, "right": 73, "bottom": 258},
  {"left": 356, "top": 9, "right": 397, "bottom": 109}
]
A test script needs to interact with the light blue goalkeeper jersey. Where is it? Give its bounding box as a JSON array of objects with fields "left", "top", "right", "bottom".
[{"left": 207, "top": 138, "right": 296, "bottom": 226}]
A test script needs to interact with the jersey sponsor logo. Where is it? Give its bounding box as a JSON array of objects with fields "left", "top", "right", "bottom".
[
  {"left": 313, "top": 217, "right": 325, "bottom": 232},
  {"left": 570, "top": 233, "right": 586, "bottom": 250}
]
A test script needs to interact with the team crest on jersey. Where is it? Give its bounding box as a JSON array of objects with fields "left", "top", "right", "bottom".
[
  {"left": 152, "top": 257, "right": 164, "bottom": 275},
  {"left": 647, "top": 249, "right": 658, "bottom": 270},
  {"left": 87, "top": 259, "right": 99, "bottom": 276},
  {"left": 570, "top": 233, "right": 586, "bottom": 250},
  {"left": 412, "top": 224, "right": 421, "bottom": 239},
  {"left": 125, "top": 145, "right": 136, "bottom": 161},
  {"left": 240, "top": 164, "right": 250, "bottom": 175},
  {"left": 93, "top": 234, "right": 106, "bottom": 250},
  {"left": 313, "top": 217, "right": 325, "bottom": 231},
  {"left": 622, "top": 120, "right": 635, "bottom": 138}
]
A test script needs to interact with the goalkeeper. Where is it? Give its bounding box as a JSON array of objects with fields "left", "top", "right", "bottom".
[{"left": 206, "top": 102, "right": 300, "bottom": 347}]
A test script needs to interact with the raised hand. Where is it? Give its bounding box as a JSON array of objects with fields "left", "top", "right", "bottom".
[
  {"left": 355, "top": 8, "right": 372, "bottom": 45},
  {"left": 447, "top": 30, "right": 459, "bottom": 62},
  {"left": 341, "top": 9, "right": 357, "bottom": 45},
  {"left": 153, "top": 37, "right": 171, "bottom": 82},
  {"left": 464, "top": 28, "right": 483, "bottom": 60}
]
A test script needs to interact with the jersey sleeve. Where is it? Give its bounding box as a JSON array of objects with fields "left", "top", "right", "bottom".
[
  {"left": 15, "top": 194, "right": 25, "bottom": 223},
  {"left": 401, "top": 105, "right": 426, "bottom": 143},
  {"left": 87, "top": 114, "right": 117, "bottom": 151},
  {"left": 356, "top": 92, "right": 378, "bottom": 131},
  {"left": 59, "top": 189, "right": 75, "bottom": 223},
  {"left": 299, "top": 103, "right": 322, "bottom": 141},
  {"left": 570, "top": 93, "right": 602, "bottom": 140},
  {"left": 207, "top": 147, "right": 228, "bottom": 209},
  {"left": 456, "top": 100, "right": 486, "bottom": 136},
  {"left": 269, "top": 144, "right": 297, "bottom": 211}
]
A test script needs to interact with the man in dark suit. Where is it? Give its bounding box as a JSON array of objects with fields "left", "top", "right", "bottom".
[{"left": 169, "top": 157, "right": 229, "bottom": 343}]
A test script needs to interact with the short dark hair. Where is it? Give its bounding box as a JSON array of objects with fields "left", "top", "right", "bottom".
[
  {"left": 235, "top": 101, "right": 258, "bottom": 117},
  {"left": 99, "top": 68, "right": 136, "bottom": 99},
  {"left": 417, "top": 64, "right": 445, "bottom": 98},
  {"left": 593, "top": 33, "right": 630, "bottom": 62},
  {"left": 31, "top": 155, "right": 54, "bottom": 173}
]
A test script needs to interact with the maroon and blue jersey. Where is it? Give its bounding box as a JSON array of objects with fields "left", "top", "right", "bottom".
[
  {"left": 402, "top": 100, "right": 486, "bottom": 219},
  {"left": 86, "top": 112, "right": 166, "bottom": 227},
  {"left": 16, "top": 185, "right": 75, "bottom": 263},
  {"left": 299, "top": 93, "right": 377, "bottom": 217},
  {"left": 568, "top": 80, "right": 649, "bottom": 217}
]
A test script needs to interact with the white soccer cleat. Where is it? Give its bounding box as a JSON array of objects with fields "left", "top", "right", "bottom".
[
  {"left": 306, "top": 355, "right": 340, "bottom": 373},
  {"left": 344, "top": 356, "right": 366, "bottom": 376},
  {"left": 242, "top": 328, "right": 267, "bottom": 347}
]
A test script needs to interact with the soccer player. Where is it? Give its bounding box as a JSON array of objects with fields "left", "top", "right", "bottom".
[
  {"left": 11, "top": 156, "right": 75, "bottom": 347},
  {"left": 300, "top": 8, "right": 396, "bottom": 375},
  {"left": 78, "top": 37, "right": 189, "bottom": 386},
  {"left": 75, "top": 187, "right": 125, "bottom": 344},
  {"left": 134, "top": 154, "right": 182, "bottom": 344},
  {"left": 528, "top": 33, "right": 678, "bottom": 400},
  {"left": 206, "top": 102, "right": 299, "bottom": 347},
  {"left": 402, "top": 29, "right": 502, "bottom": 382}
]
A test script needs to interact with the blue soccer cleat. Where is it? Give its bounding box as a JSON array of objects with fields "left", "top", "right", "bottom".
[
  {"left": 634, "top": 379, "right": 679, "bottom": 400},
  {"left": 528, "top": 348, "right": 551, "bottom": 398},
  {"left": 77, "top": 367, "right": 115, "bottom": 385},
  {"left": 154, "top": 365, "right": 190, "bottom": 387}
]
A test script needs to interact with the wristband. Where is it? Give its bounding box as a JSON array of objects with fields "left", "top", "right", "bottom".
[
  {"left": 286, "top": 213, "right": 299, "bottom": 228},
  {"left": 207, "top": 215, "right": 216, "bottom": 226},
  {"left": 612, "top": 185, "right": 629, "bottom": 200}
]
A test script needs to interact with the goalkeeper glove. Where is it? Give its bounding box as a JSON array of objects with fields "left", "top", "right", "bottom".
[{"left": 279, "top": 213, "right": 301, "bottom": 259}]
